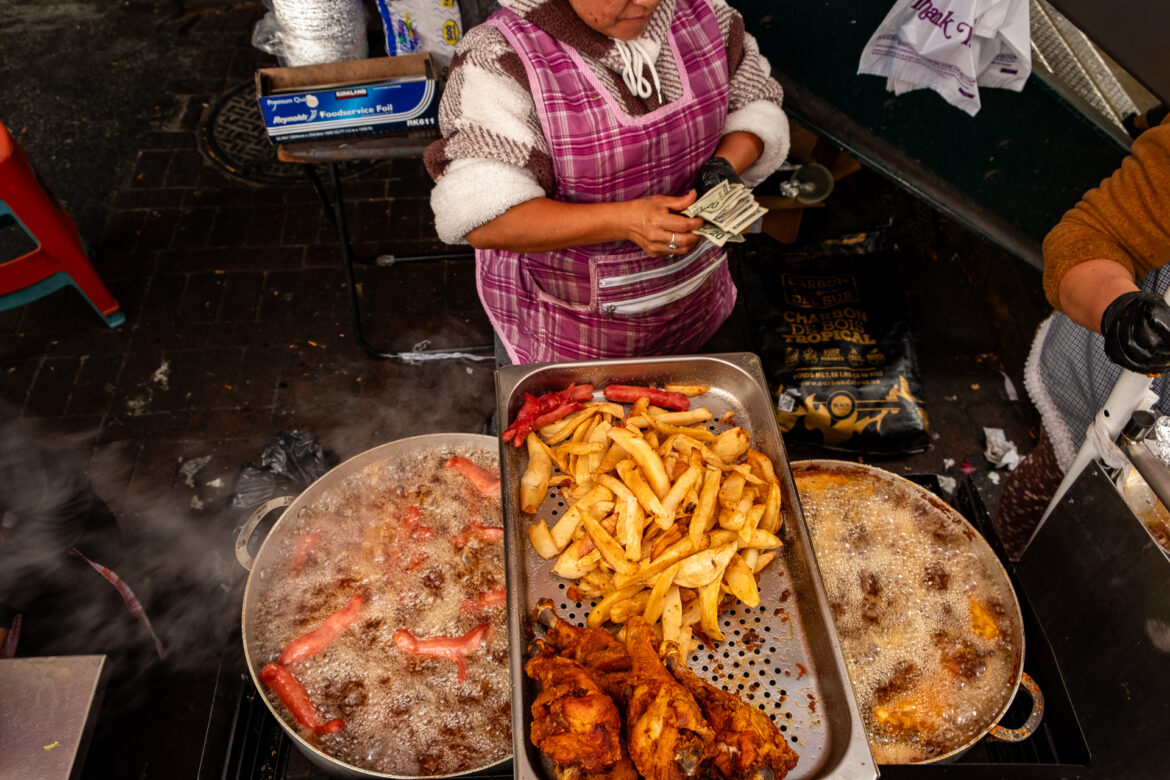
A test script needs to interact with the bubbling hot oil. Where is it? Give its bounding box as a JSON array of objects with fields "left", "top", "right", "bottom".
[
  {"left": 249, "top": 446, "right": 511, "bottom": 775},
  {"left": 795, "top": 469, "right": 1020, "bottom": 764}
]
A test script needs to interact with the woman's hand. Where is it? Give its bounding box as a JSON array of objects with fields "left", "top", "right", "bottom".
[{"left": 623, "top": 190, "right": 706, "bottom": 257}]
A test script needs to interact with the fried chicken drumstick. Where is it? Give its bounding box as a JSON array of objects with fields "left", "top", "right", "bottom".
[
  {"left": 624, "top": 616, "right": 715, "bottom": 780},
  {"left": 525, "top": 642, "right": 627, "bottom": 777},
  {"left": 536, "top": 599, "right": 633, "bottom": 703},
  {"left": 663, "top": 644, "right": 800, "bottom": 780}
]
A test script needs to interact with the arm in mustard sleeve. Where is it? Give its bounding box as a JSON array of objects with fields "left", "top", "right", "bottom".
[{"left": 1042, "top": 116, "right": 1170, "bottom": 331}]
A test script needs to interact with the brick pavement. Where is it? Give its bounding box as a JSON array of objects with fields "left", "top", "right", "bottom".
[{"left": 1, "top": 8, "right": 498, "bottom": 774}]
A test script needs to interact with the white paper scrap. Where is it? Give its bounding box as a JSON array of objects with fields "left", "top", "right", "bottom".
[
  {"left": 938, "top": 474, "right": 958, "bottom": 495},
  {"left": 983, "top": 426, "right": 1021, "bottom": 470}
]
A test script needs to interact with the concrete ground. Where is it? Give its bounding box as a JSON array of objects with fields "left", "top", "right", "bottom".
[{"left": 0, "top": 1, "right": 1050, "bottom": 777}]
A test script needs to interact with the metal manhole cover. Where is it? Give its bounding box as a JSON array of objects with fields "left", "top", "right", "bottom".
[{"left": 197, "top": 80, "right": 383, "bottom": 185}]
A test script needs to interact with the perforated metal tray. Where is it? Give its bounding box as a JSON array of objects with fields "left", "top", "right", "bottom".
[{"left": 495, "top": 353, "right": 877, "bottom": 780}]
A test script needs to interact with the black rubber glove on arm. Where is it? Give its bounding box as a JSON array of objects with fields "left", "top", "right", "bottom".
[
  {"left": 1100, "top": 291, "right": 1170, "bottom": 373},
  {"left": 695, "top": 157, "right": 743, "bottom": 197}
]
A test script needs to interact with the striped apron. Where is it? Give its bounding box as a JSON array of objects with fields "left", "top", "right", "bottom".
[{"left": 480, "top": 0, "right": 735, "bottom": 364}]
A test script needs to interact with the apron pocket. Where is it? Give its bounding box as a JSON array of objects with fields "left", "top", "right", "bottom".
[
  {"left": 528, "top": 258, "right": 733, "bottom": 362},
  {"left": 591, "top": 245, "right": 724, "bottom": 314}
]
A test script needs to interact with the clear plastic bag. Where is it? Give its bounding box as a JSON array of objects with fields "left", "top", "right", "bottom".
[
  {"left": 376, "top": 0, "right": 464, "bottom": 77},
  {"left": 252, "top": 0, "right": 369, "bottom": 67}
]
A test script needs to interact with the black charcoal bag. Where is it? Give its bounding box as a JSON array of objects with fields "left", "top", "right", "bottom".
[{"left": 741, "top": 239, "right": 930, "bottom": 455}]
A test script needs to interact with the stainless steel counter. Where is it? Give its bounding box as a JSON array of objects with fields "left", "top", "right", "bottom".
[{"left": 0, "top": 655, "right": 106, "bottom": 780}]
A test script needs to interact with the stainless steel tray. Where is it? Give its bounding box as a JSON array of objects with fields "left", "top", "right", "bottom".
[{"left": 495, "top": 353, "right": 876, "bottom": 780}]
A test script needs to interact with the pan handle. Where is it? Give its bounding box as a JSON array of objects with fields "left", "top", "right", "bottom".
[
  {"left": 985, "top": 672, "right": 1045, "bottom": 742},
  {"left": 235, "top": 496, "right": 295, "bottom": 571}
]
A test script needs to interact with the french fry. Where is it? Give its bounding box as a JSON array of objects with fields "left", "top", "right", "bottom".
[
  {"left": 752, "top": 550, "right": 777, "bottom": 573},
  {"left": 549, "top": 485, "right": 613, "bottom": 551},
  {"left": 627, "top": 396, "right": 650, "bottom": 423},
  {"left": 529, "top": 520, "right": 559, "bottom": 559},
  {"left": 556, "top": 442, "right": 607, "bottom": 457},
  {"left": 582, "top": 514, "right": 639, "bottom": 576},
  {"left": 664, "top": 384, "right": 709, "bottom": 396},
  {"left": 585, "top": 401, "right": 626, "bottom": 418},
  {"left": 662, "top": 585, "right": 683, "bottom": 642},
  {"left": 628, "top": 408, "right": 712, "bottom": 428},
  {"left": 718, "top": 471, "right": 746, "bottom": 510},
  {"left": 650, "top": 523, "right": 684, "bottom": 560},
  {"left": 698, "top": 579, "right": 725, "bottom": 641},
  {"left": 730, "top": 463, "right": 765, "bottom": 486},
  {"left": 553, "top": 544, "right": 601, "bottom": 579},
  {"left": 586, "top": 420, "right": 611, "bottom": 475},
  {"left": 676, "top": 623, "right": 694, "bottom": 660},
  {"left": 595, "top": 444, "right": 629, "bottom": 476},
  {"left": 674, "top": 542, "right": 738, "bottom": 588},
  {"left": 614, "top": 535, "right": 698, "bottom": 589},
  {"left": 616, "top": 460, "right": 669, "bottom": 527},
  {"left": 689, "top": 467, "right": 722, "bottom": 546},
  {"left": 587, "top": 583, "right": 644, "bottom": 628},
  {"left": 723, "top": 552, "right": 760, "bottom": 607},
  {"left": 662, "top": 450, "right": 680, "bottom": 483},
  {"left": 597, "top": 475, "right": 643, "bottom": 561},
  {"left": 661, "top": 451, "right": 703, "bottom": 520},
  {"left": 643, "top": 414, "right": 718, "bottom": 442},
  {"left": 643, "top": 562, "right": 681, "bottom": 625},
  {"left": 541, "top": 406, "right": 599, "bottom": 442},
  {"left": 610, "top": 590, "right": 652, "bottom": 624},
  {"left": 710, "top": 427, "right": 751, "bottom": 464},
  {"left": 761, "top": 481, "right": 782, "bottom": 533},
  {"left": 746, "top": 450, "right": 779, "bottom": 485},
  {"left": 517, "top": 380, "right": 791, "bottom": 647},
  {"left": 608, "top": 428, "right": 671, "bottom": 499},
  {"left": 521, "top": 432, "right": 553, "bottom": 514},
  {"left": 582, "top": 568, "right": 614, "bottom": 595},
  {"left": 740, "top": 503, "right": 766, "bottom": 545},
  {"left": 740, "top": 528, "right": 782, "bottom": 549}
]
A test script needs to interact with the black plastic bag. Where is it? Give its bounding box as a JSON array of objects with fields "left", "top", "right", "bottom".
[
  {"left": 230, "top": 431, "right": 328, "bottom": 509},
  {"left": 741, "top": 237, "right": 930, "bottom": 455}
]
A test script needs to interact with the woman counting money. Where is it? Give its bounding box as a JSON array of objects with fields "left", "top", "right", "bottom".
[{"left": 424, "top": 0, "right": 789, "bottom": 364}]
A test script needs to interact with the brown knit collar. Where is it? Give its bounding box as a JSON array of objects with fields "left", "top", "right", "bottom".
[{"left": 497, "top": 0, "right": 676, "bottom": 71}]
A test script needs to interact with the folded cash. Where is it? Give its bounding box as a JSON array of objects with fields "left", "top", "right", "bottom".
[
  {"left": 683, "top": 180, "right": 766, "bottom": 245},
  {"left": 694, "top": 222, "right": 747, "bottom": 248}
]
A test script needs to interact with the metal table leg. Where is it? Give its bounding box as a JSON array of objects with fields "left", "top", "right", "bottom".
[{"left": 309, "top": 162, "right": 492, "bottom": 364}]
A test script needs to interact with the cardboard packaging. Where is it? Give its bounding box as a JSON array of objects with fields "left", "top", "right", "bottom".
[{"left": 255, "top": 54, "right": 439, "bottom": 143}]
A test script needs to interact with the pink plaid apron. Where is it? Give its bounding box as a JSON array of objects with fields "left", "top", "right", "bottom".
[
  {"left": 480, "top": 0, "right": 734, "bottom": 364},
  {"left": 0, "top": 514, "right": 166, "bottom": 660}
]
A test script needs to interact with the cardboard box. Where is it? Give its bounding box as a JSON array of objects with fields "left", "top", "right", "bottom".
[{"left": 255, "top": 54, "right": 439, "bottom": 143}]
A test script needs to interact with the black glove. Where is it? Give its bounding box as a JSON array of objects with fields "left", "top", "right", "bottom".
[
  {"left": 1100, "top": 290, "right": 1170, "bottom": 373},
  {"left": 695, "top": 156, "right": 743, "bottom": 196}
]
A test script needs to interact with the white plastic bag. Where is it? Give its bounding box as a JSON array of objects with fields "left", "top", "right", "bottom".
[
  {"left": 376, "top": 0, "right": 464, "bottom": 78},
  {"left": 858, "top": 0, "right": 1031, "bottom": 116}
]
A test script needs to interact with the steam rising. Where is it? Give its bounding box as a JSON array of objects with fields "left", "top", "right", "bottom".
[{"left": 0, "top": 344, "right": 497, "bottom": 724}]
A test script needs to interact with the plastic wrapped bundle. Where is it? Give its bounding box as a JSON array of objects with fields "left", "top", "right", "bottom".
[{"left": 252, "top": 0, "right": 369, "bottom": 67}]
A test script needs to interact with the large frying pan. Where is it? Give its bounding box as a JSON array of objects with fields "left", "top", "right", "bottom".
[
  {"left": 235, "top": 433, "right": 512, "bottom": 779},
  {"left": 792, "top": 460, "right": 1043, "bottom": 764}
]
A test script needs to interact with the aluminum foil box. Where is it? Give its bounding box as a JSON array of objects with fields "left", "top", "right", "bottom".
[{"left": 255, "top": 54, "right": 439, "bottom": 143}]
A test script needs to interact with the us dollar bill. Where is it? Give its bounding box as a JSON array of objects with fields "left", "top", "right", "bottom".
[
  {"left": 694, "top": 222, "right": 746, "bottom": 247},
  {"left": 683, "top": 180, "right": 768, "bottom": 244}
]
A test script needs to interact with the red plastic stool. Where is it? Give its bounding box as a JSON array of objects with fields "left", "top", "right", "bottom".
[{"left": 0, "top": 121, "right": 125, "bottom": 328}]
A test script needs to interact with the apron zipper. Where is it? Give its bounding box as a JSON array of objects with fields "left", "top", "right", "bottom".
[
  {"left": 603, "top": 258, "right": 723, "bottom": 315},
  {"left": 597, "top": 246, "right": 705, "bottom": 289}
]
